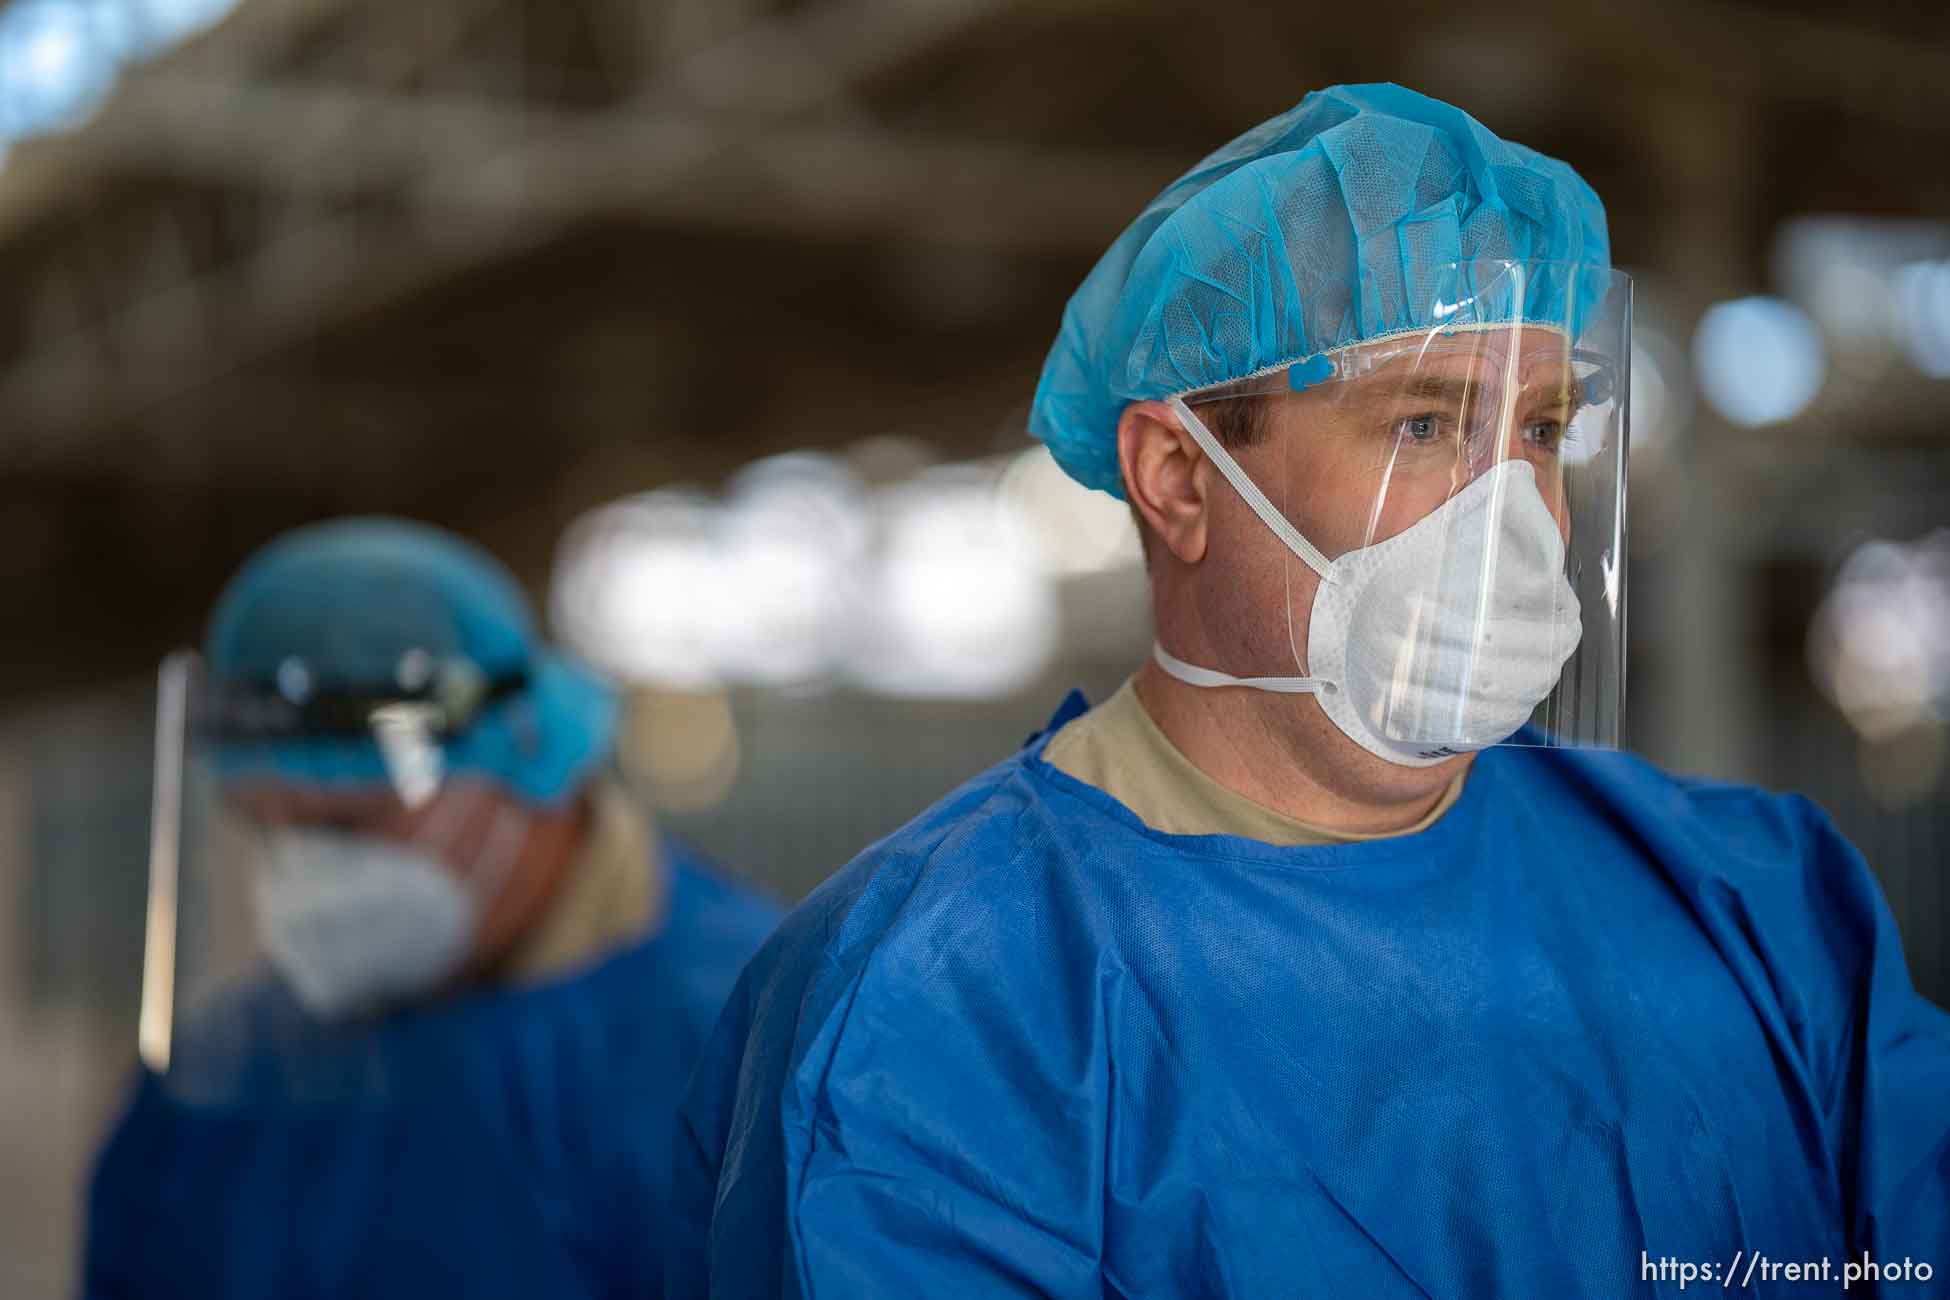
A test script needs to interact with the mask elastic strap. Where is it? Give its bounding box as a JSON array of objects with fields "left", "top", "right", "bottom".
[
  {"left": 1152, "top": 642, "right": 1330, "bottom": 696},
  {"left": 1165, "top": 396, "right": 1336, "bottom": 582},
  {"left": 1155, "top": 397, "right": 1336, "bottom": 698}
]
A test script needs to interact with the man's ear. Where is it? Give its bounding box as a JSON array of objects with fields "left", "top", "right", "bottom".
[{"left": 1118, "top": 400, "right": 1209, "bottom": 564}]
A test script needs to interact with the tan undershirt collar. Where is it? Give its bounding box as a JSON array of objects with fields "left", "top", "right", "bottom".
[
  {"left": 1042, "top": 677, "right": 1464, "bottom": 846},
  {"left": 497, "top": 778, "right": 669, "bottom": 986}
]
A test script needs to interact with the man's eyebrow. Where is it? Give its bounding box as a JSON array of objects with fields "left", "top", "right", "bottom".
[
  {"left": 1389, "top": 371, "right": 1587, "bottom": 407},
  {"left": 1395, "top": 375, "right": 1476, "bottom": 403}
]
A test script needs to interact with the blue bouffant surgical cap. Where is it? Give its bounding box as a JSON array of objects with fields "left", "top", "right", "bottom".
[
  {"left": 206, "top": 517, "right": 616, "bottom": 806},
  {"left": 1029, "top": 82, "right": 1611, "bottom": 496}
]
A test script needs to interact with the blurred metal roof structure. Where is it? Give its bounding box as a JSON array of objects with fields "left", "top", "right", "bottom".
[{"left": 0, "top": 0, "right": 1947, "bottom": 692}]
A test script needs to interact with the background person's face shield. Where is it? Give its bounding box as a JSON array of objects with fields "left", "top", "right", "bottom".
[
  {"left": 1168, "top": 260, "right": 1628, "bottom": 763},
  {"left": 140, "top": 648, "right": 534, "bottom": 1103}
]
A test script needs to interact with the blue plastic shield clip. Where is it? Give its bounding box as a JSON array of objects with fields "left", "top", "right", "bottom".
[{"left": 1288, "top": 355, "right": 1335, "bottom": 392}]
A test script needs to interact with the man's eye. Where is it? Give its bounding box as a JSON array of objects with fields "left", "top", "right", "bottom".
[
  {"left": 1524, "top": 418, "right": 1564, "bottom": 450},
  {"left": 1393, "top": 414, "right": 1444, "bottom": 443}
]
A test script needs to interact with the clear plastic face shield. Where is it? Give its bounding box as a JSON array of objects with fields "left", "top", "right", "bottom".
[
  {"left": 140, "top": 641, "right": 535, "bottom": 1101},
  {"left": 1157, "top": 260, "right": 1628, "bottom": 766}
]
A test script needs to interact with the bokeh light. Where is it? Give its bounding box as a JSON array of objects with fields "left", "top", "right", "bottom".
[
  {"left": 716, "top": 453, "right": 870, "bottom": 687},
  {"left": 1624, "top": 325, "right": 1692, "bottom": 463},
  {"left": 1808, "top": 530, "right": 1950, "bottom": 742},
  {"left": 1894, "top": 259, "right": 1950, "bottom": 380},
  {"left": 550, "top": 488, "right": 729, "bottom": 690},
  {"left": 0, "top": 1, "right": 117, "bottom": 137},
  {"left": 1692, "top": 296, "right": 1826, "bottom": 428},
  {"left": 0, "top": 0, "right": 242, "bottom": 147},
  {"left": 1857, "top": 722, "right": 1947, "bottom": 812},
  {"left": 994, "top": 445, "right": 1141, "bottom": 577},
  {"left": 552, "top": 452, "right": 1064, "bottom": 700},
  {"left": 617, "top": 687, "right": 741, "bottom": 813},
  {"left": 130, "top": 0, "right": 238, "bottom": 54},
  {"left": 847, "top": 466, "right": 1059, "bottom": 700}
]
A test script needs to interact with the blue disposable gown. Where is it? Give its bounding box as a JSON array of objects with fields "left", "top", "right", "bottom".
[
  {"left": 86, "top": 842, "right": 780, "bottom": 1300},
  {"left": 671, "top": 697, "right": 1950, "bottom": 1298}
]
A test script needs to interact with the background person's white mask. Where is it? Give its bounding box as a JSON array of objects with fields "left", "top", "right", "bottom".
[
  {"left": 1154, "top": 397, "right": 1583, "bottom": 768},
  {"left": 254, "top": 804, "right": 527, "bottom": 1018}
]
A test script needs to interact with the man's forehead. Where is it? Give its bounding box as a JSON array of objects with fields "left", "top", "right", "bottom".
[
  {"left": 1342, "top": 326, "right": 1581, "bottom": 393},
  {"left": 1348, "top": 324, "right": 1571, "bottom": 368}
]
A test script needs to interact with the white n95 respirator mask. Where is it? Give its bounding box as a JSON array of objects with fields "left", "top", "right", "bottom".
[
  {"left": 1153, "top": 395, "right": 1583, "bottom": 768},
  {"left": 253, "top": 802, "right": 527, "bottom": 1018}
]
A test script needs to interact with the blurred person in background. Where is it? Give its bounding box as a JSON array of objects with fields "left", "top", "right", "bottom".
[
  {"left": 670, "top": 85, "right": 1950, "bottom": 1296},
  {"left": 84, "top": 518, "right": 780, "bottom": 1300}
]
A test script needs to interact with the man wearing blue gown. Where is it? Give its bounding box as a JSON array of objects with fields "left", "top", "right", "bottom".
[
  {"left": 669, "top": 85, "right": 1950, "bottom": 1297},
  {"left": 85, "top": 518, "right": 781, "bottom": 1299}
]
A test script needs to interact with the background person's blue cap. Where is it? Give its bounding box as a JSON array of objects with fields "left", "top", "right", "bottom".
[
  {"left": 1029, "top": 82, "right": 1611, "bottom": 497},
  {"left": 204, "top": 516, "right": 616, "bottom": 806}
]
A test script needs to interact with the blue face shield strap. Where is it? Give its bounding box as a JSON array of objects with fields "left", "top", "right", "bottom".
[{"left": 200, "top": 659, "right": 529, "bottom": 743}]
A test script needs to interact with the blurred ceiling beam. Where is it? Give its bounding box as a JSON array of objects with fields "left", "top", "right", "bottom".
[
  {"left": 6, "top": 0, "right": 1950, "bottom": 466},
  {"left": 0, "top": 0, "right": 505, "bottom": 234},
  {"left": 0, "top": 0, "right": 1002, "bottom": 242},
  {"left": 33, "top": 75, "right": 1183, "bottom": 236},
  {"left": 0, "top": 115, "right": 1174, "bottom": 465},
  {"left": 0, "top": 0, "right": 1025, "bottom": 460}
]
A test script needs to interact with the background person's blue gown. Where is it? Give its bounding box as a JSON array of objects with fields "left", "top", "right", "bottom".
[
  {"left": 671, "top": 700, "right": 1950, "bottom": 1299},
  {"left": 86, "top": 843, "right": 780, "bottom": 1300}
]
